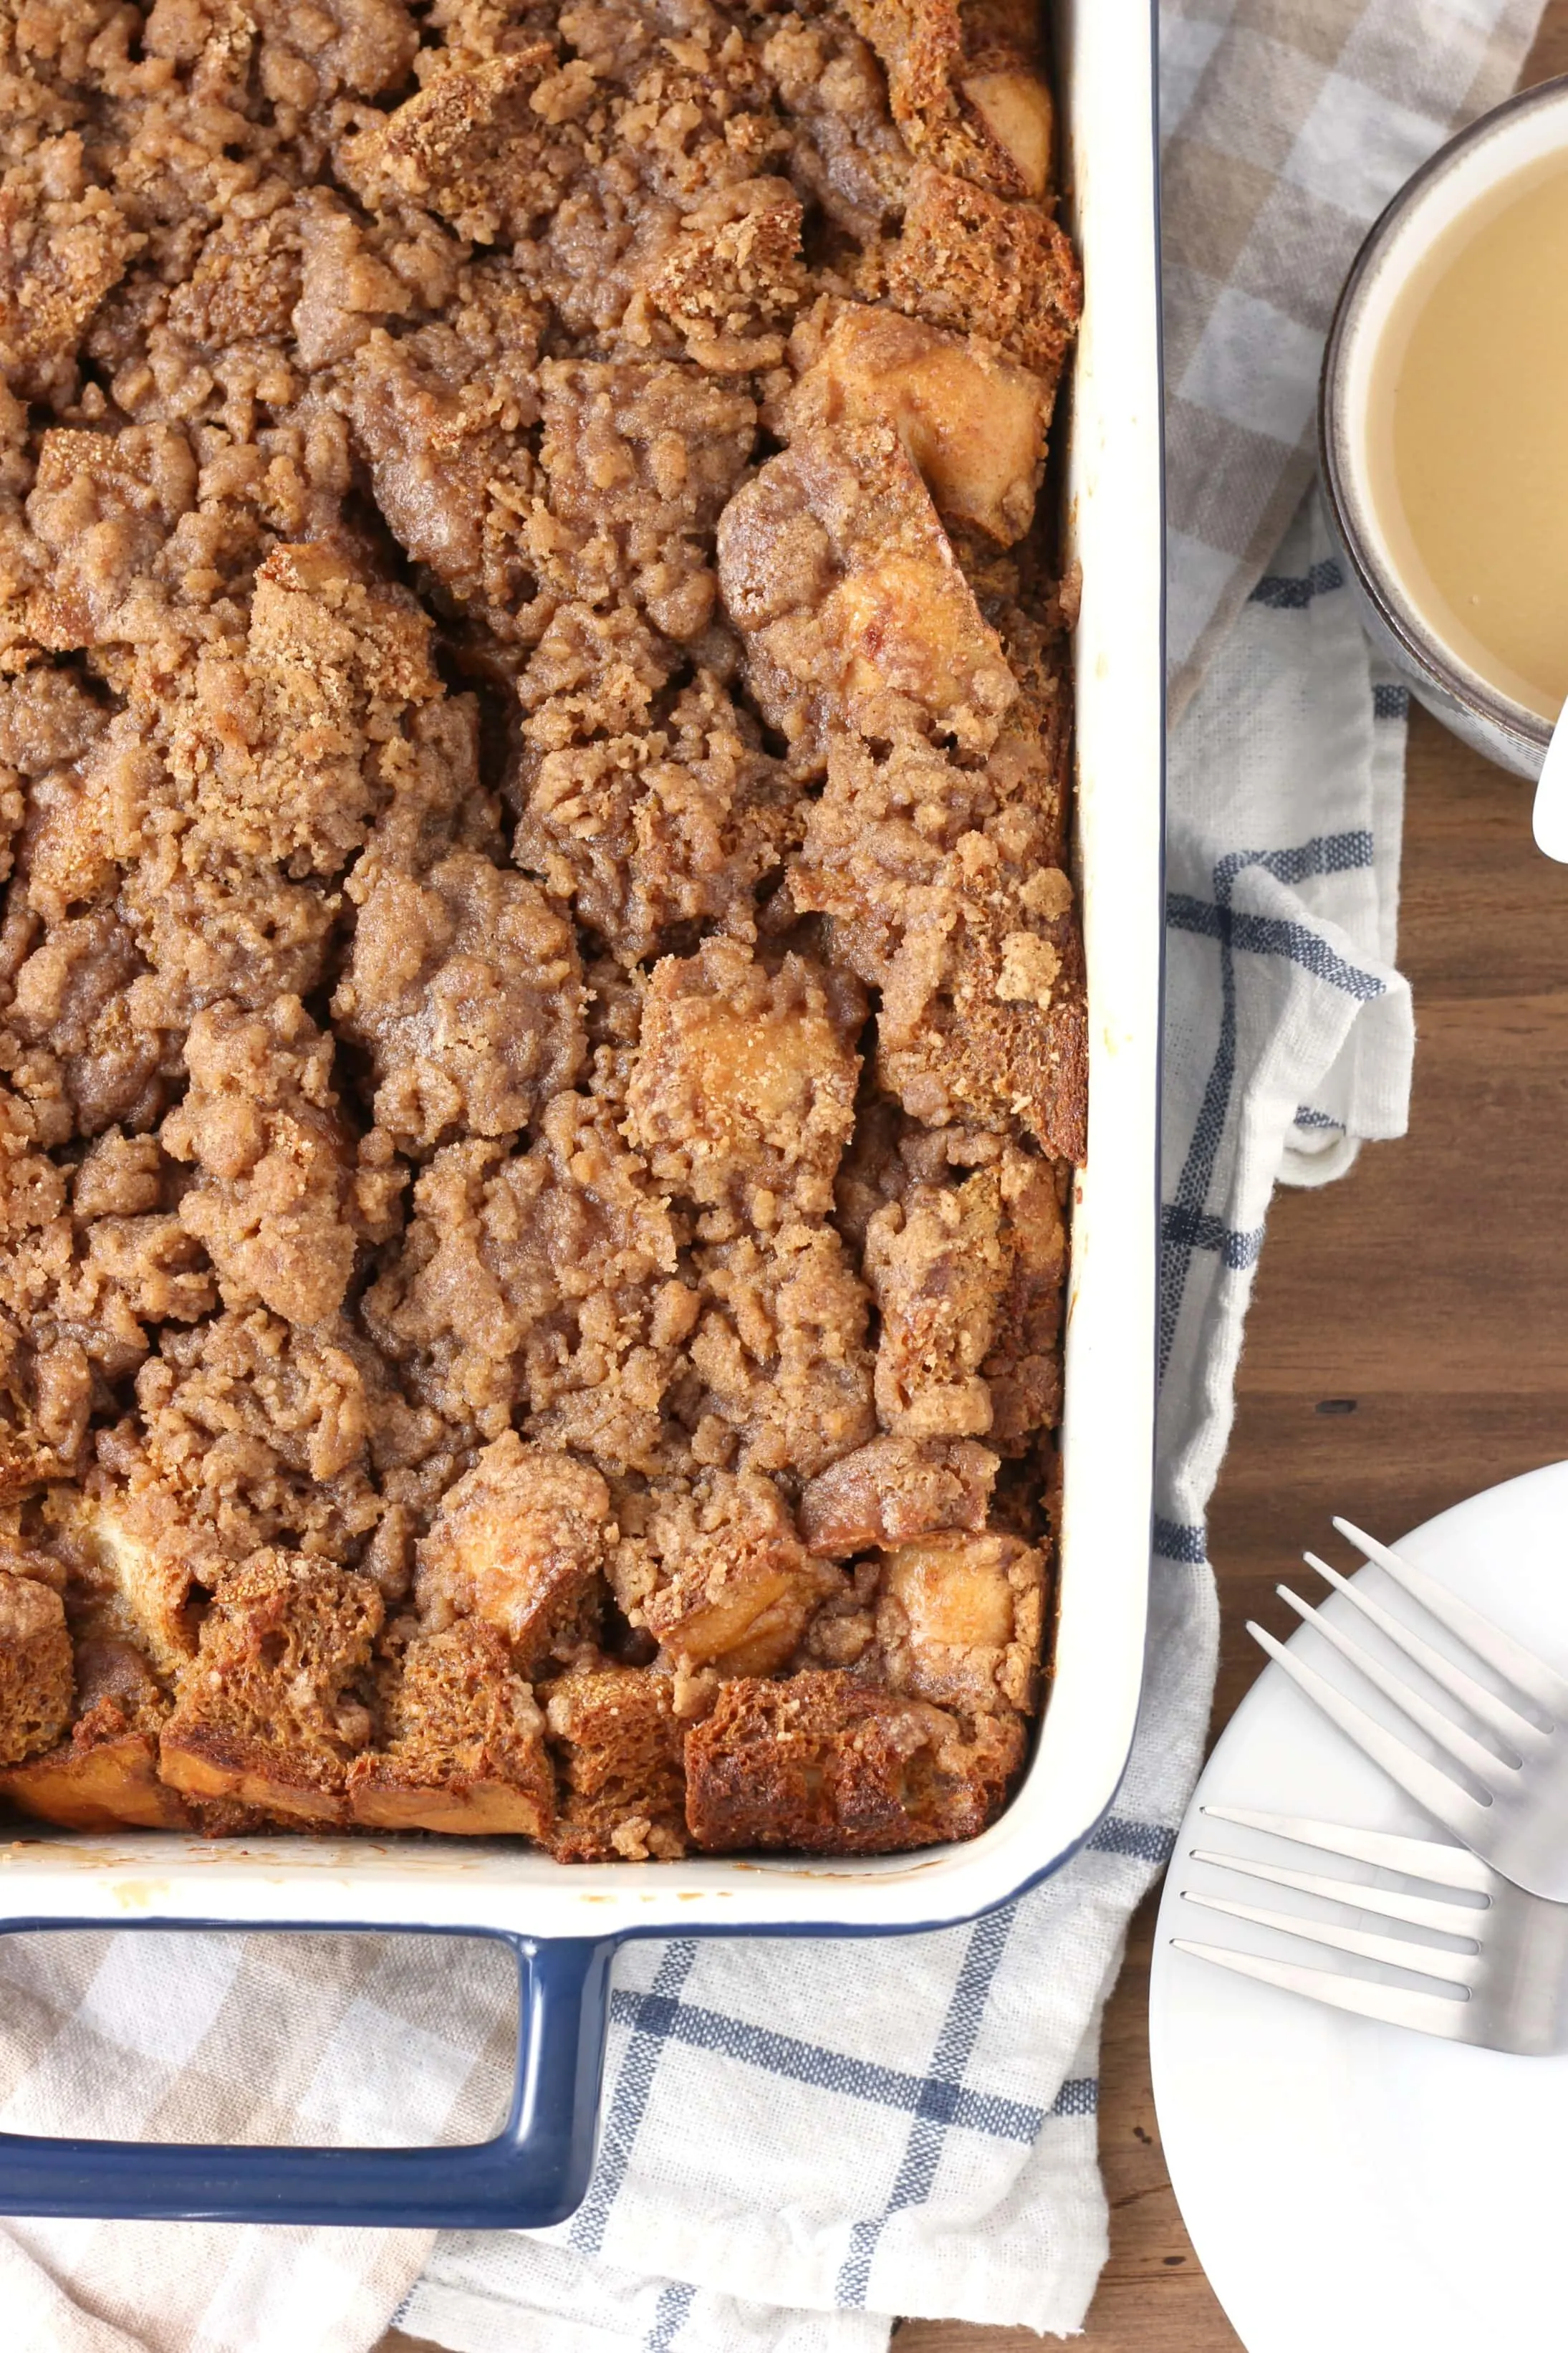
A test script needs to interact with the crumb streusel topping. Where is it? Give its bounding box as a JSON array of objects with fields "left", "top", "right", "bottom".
[{"left": 0, "top": 0, "right": 1082, "bottom": 1858}]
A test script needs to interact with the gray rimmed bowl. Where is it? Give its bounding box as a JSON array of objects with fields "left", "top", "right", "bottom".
[{"left": 1320, "top": 75, "right": 1568, "bottom": 782}]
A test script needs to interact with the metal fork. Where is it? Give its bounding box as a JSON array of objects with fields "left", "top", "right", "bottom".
[
  {"left": 1248, "top": 1516, "right": 1568, "bottom": 1901},
  {"left": 1173, "top": 1806, "right": 1568, "bottom": 2052}
]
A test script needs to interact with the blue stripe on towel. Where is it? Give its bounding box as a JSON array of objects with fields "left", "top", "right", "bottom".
[
  {"left": 1159, "top": 832, "right": 1380, "bottom": 1377},
  {"left": 570, "top": 1941, "right": 699, "bottom": 2255},
  {"left": 607, "top": 1986, "right": 1044, "bottom": 2145},
  {"left": 834, "top": 1907, "right": 1021, "bottom": 2306},
  {"left": 1160, "top": 1202, "right": 1266, "bottom": 1270},
  {"left": 1049, "top": 2077, "right": 1100, "bottom": 2117},
  {"left": 643, "top": 2281, "right": 696, "bottom": 2351},
  {"left": 1249, "top": 558, "right": 1345, "bottom": 608},
  {"left": 1153, "top": 1516, "right": 1208, "bottom": 1564},
  {"left": 1166, "top": 896, "right": 1385, "bottom": 997},
  {"left": 1090, "top": 1816, "right": 1178, "bottom": 1866}
]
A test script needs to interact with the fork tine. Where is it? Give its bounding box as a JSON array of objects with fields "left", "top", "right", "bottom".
[
  {"left": 1333, "top": 1518, "right": 1568, "bottom": 1722},
  {"left": 1200, "top": 1805, "right": 1495, "bottom": 1893},
  {"left": 1276, "top": 1585, "right": 1514, "bottom": 1787},
  {"left": 1247, "top": 1621, "right": 1497, "bottom": 1847},
  {"left": 1188, "top": 1846, "right": 1485, "bottom": 1938},
  {"left": 1171, "top": 1939, "right": 1476, "bottom": 2040},
  {"left": 1180, "top": 1892, "right": 1479, "bottom": 1986},
  {"left": 1303, "top": 1552, "right": 1545, "bottom": 1758}
]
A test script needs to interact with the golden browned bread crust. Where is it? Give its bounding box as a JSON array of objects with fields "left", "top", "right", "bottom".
[
  {"left": 544, "top": 1663, "right": 688, "bottom": 1861},
  {"left": 0, "top": 0, "right": 1083, "bottom": 1861},
  {"left": 872, "top": 164, "right": 1082, "bottom": 392},
  {"left": 847, "top": 0, "right": 1054, "bottom": 201},
  {"left": 685, "top": 1669, "right": 1023, "bottom": 1854},
  {"left": 798, "top": 1434, "right": 998, "bottom": 1558},
  {"left": 348, "top": 1619, "right": 554, "bottom": 1835},
  {"left": 160, "top": 1553, "right": 383, "bottom": 1824},
  {"left": 1, "top": 1729, "right": 187, "bottom": 1829}
]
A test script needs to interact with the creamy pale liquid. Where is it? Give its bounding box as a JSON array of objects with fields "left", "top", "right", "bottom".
[{"left": 1366, "top": 157, "right": 1568, "bottom": 722}]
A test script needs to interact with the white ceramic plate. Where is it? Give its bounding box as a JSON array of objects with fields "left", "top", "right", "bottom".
[{"left": 1150, "top": 1461, "right": 1568, "bottom": 2353}]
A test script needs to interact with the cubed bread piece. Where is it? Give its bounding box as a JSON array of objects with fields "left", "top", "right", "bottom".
[
  {"left": 0, "top": 1316, "right": 92, "bottom": 1498},
  {"left": 611, "top": 1472, "right": 842, "bottom": 1682},
  {"left": 716, "top": 418, "right": 1017, "bottom": 772},
  {"left": 160, "top": 996, "right": 380, "bottom": 1331},
  {"left": 863, "top": 1148, "right": 1067, "bottom": 1449},
  {"left": 363, "top": 1091, "right": 689, "bottom": 1474},
  {"left": 878, "top": 167, "right": 1081, "bottom": 396},
  {"left": 348, "top": 1620, "right": 554, "bottom": 1836},
  {"left": 876, "top": 1530, "right": 1044, "bottom": 1712},
  {"left": 0, "top": 1637, "right": 193, "bottom": 1835},
  {"left": 847, "top": 0, "right": 1055, "bottom": 199},
  {"left": 122, "top": 1306, "right": 398, "bottom": 1567},
  {"left": 0, "top": 1639, "right": 192, "bottom": 1830},
  {"left": 781, "top": 305, "right": 1050, "bottom": 545},
  {"left": 625, "top": 938, "right": 864, "bottom": 1222},
  {"left": 685, "top": 1670, "right": 1023, "bottom": 1854},
  {"left": 47, "top": 1477, "right": 213, "bottom": 1679},
  {"left": 872, "top": 855, "right": 1087, "bottom": 1163},
  {"left": 414, "top": 1432, "right": 611, "bottom": 1673},
  {"left": 956, "top": 64, "right": 1055, "bottom": 201},
  {"left": 346, "top": 44, "right": 579, "bottom": 244},
  {"left": 0, "top": 1568, "right": 72, "bottom": 1765},
  {"left": 342, "top": 277, "right": 545, "bottom": 637},
  {"left": 24, "top": 423, "right": 197, "bottom": 652},
  {"left": 0, "top": 173, "right": 140, "bottom": 404},
  {"left": 642, "top": 178, "right": 806, "bottom": 372},
  {"left": 799, "top": 1435, "right": 999, "bottom": 1556},
  {"left": 544, "top": 1664, "right": 687, "bottom": 1861},
  {"left": 512, "top": 669, "right": 803, "bottom": 973},
  {"left": 160, "top": 1554, "right": 382, "bottom": 1823},
  {"left": 1, "top": 1731, "right": 187, "bottom": 1829},
  {"left": 788, "top": 711, "right": 1084, "bottom": 1161}
]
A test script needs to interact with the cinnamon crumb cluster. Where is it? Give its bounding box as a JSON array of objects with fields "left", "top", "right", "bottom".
[{"left": 0, "top": 0, "right": 1084, "bottom": 1859}]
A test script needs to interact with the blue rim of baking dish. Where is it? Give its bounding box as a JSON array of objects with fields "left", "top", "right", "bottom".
[{"left": 0, "top": 0, "right": 1168, "bottom": 2233}]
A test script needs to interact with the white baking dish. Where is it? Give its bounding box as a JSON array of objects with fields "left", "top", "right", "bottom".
[{"left": 0, "top": 0, "right": 1163, "bottom": 2225}]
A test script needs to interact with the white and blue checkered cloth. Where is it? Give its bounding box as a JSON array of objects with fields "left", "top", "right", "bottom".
[{"left": 1, "top": 5, "right": 1547, "bottom": 2347}]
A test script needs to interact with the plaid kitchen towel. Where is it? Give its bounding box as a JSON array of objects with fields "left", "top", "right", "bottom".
[
  {"left": 1163, "top": 0, "right": 1547, "bottom": 718},
  {"left": 0, "top": 4, "right": 1543, "bottom": 2349}
]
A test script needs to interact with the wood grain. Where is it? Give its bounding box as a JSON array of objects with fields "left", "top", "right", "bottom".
[{"left": 376, "top": 14, "right": 1568, "bottom": 2349}]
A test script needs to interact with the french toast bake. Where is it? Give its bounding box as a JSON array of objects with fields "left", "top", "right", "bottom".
[{"left": 0, "top": 0, "right": 1083, "bottom": 1859}]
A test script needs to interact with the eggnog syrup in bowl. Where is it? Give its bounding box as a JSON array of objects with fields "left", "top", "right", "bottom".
[
  {"left": 1321, "top": 77, "right": 1568, "bottom": 778},
  {"left": 1367, "top": 158, "right": 1568, "bottom": 726}
]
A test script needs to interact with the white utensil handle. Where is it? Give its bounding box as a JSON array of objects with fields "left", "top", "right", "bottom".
[{"left": 1531, "top": 699, "right": 1568, "bottom": 861}]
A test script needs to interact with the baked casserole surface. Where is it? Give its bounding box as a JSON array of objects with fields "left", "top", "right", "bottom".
[{"left": 0, "top": 0, "right": 1084, "bottom": 1859}]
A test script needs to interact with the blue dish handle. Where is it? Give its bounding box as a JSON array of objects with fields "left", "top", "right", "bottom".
[{"left": 0, "top": 1930, "right": 616, "bottom": 2228}]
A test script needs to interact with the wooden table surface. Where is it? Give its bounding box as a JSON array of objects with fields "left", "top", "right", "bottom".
[{"left": 383, "top": 14, "right": 1568, "bottom": 2348}]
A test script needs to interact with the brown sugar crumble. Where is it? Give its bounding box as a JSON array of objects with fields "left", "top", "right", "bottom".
[{"left": 0, "top": 0, "right": 1084, "bottom": 1860}]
